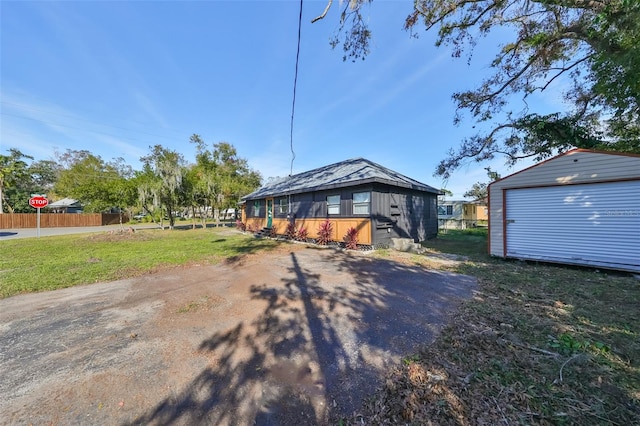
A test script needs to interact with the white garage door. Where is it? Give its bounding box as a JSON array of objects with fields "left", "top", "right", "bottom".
[{"left": 505, "top": 180, "right": 640, "bottom": 272}]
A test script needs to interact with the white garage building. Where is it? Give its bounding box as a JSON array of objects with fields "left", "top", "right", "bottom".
[{"left": 488, "top": 149, "right": 640, "bottom": 272}]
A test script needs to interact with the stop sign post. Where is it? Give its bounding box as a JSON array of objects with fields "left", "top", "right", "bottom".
[{"left": 29, "top": 195, "right": 49, "bottom": 238}]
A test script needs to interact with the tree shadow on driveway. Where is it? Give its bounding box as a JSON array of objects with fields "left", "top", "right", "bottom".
[{"left": 127, "top": 247, "right": 476, "bottom": 425}]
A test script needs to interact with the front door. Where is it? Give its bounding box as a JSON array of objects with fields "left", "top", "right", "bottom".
[{"left": 266, "top": 198, "right": 273, "bottom": 228}]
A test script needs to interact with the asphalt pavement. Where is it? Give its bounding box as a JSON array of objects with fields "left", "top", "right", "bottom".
[
  {"left": 0, "top": 222, "right": 237, "bottom": 240},
  {"left": 0, "top": 223, "right": 162, "bottom": 240}
]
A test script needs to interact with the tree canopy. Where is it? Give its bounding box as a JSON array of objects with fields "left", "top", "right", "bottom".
[
  {"left": 54, "top": 150, "right": 134, "bottom": 213},
  {"left": 140, "top": 145, "right": 187, "bottom": 229},
  {"left": 189, "top": 135, "right": 262, "bottom": 223},
  {"left": 0, "top": 149, "right": 33, "bottom": 213},
  {"left": 463, "top": 167, "right": 501, "bottom": 201},
  {"left": 320, "top": 0, "right": 640, "bottom": 177}
]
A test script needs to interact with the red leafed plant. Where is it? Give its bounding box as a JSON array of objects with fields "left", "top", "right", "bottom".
[
  {"left": 269, "top": 225, "right": 278, "bottom": 238},
  {"left": 344, "top": 226, "right": 358, "bottom": 250},
  {"left": 236, "top": 220, "right": 247, "bottom": 232},
  {"left": 285, "top": 222, "right": 297, "bottom": 239},
  {"left": 296, "top": 226, "right": 308, "bottom": 241},
  {"left": 316, "top": 219, "right": 333, "bottom": 245}
]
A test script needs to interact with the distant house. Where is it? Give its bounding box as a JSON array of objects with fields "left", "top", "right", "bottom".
[
  {"left": 240, "top": 158, "right": 441, "bottom": 247},
  {"left": 438, "top": 200, "right": 488, "bottom": 229},
  {"left": 46, "top": 198, "right": 83, "bottom": 213},
  {"left": 488, "top": 149, "right": 640, "bottom": 272}
]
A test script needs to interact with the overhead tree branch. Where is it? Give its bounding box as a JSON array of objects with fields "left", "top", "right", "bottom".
[
  {"left": 311, "top": 0, "right": 333, "bottom": 23},
  {"left": 329, "top": 0, "right": 640, "bottom": 177}
]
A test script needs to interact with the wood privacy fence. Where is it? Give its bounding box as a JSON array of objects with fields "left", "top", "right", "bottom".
[{"left": 0, "top": 213, "right": 126, "bottom": 229}]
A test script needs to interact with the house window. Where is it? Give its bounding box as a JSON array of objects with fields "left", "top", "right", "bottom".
[
  {"left": 438, "top": 205, "right": 453, "bottom": 216},
  {"left": 353, "top": 192, "right": 370, "bottom": 214},
  {"left": 327, "top": 195, "right": 340, "bottom": 215},
  {"left": 279, "top": 198, "right": 288, "bottom": 214},
  {"left": 254, "top": 200, "right": 260, "bottom": 217}
]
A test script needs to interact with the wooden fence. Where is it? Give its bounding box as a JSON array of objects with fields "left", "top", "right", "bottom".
[{"left": 0, "top": 213, "right": 126, "bottom": 229}]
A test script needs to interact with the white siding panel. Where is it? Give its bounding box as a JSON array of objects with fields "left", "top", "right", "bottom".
[{"left": 505, "top": 181, "right": 640, "bottom": 272}]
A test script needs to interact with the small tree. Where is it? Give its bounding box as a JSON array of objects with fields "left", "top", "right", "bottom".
[
  {"left": 463, "top": 167, "right": 501, "bottom": 201},
  {"left": 317, "top": 219, "right": 333, "bottom": 245},
  {"left": 296, "top": 226, "right": 309, "bottom": 242},
  {"left": 344, "top": 226, "right": 359, "bottom": 250},
  {"left": 140, "top": 145, "right": 187, "bottom": 230},
  {"left": 285, "top": 221, "right": 297, "bottom": 239}
]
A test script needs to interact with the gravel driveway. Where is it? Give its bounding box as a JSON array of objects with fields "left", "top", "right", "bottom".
[{"left": 0, "top": 244, "right": 476, "bottom": 425}]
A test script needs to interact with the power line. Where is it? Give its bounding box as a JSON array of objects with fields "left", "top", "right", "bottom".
[
  {"left": 286, "top": 0, "right": 304, "bottom": 216},
  {"left": 289, "top": 0, "right": 303, "bottom": 178}
]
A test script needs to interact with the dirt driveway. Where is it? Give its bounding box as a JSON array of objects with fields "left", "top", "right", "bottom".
[{"left": 0, "top": 244, "right": 476, "bottom": 425}]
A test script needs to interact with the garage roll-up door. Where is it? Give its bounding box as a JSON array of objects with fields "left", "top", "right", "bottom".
[{"left": 505, "top": 180, "right": 640, "bottom": 272}]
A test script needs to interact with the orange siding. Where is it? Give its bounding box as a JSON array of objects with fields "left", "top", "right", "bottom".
[
  {"left": 245, "top": 217, "right": 264, "bottom": 231},
  {"left": 239, "top": 212, "right": 372, "bottom": 245},
  {"left": 476, "top": 205, "right": 488, "bottom": 221},
  {"left": 282, "top": 218, "right": 372, "bottom": 245}
]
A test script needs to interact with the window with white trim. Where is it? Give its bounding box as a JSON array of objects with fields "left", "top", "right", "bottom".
[
  {"left": 327, "top": 195, "right": 340, "bottom": 215},
  {"left": 353, "top": 192, "right": 370, "bottom": 214},
  {"left": 253, "top": 200, "right": 261, "bottom": 217},
  {"left": 278, "top": 198, "right": 288, "bottom": 214}
]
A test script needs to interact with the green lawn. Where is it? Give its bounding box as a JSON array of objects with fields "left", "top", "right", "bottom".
[{"left": 0, "top": 228, "right": 278, "bottom": 299}]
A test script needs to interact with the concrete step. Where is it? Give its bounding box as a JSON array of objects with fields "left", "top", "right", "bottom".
[{"left": 391, "top": 237, "right": 422, "bottom": 253}]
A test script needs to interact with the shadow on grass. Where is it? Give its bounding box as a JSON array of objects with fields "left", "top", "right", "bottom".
[{"left": 125, "top": 248, "right": 476, "bottom": 425}]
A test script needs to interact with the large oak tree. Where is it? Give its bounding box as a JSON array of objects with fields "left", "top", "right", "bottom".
[{"left": 319, "top": 0, "right": 640, "bottom": 177}]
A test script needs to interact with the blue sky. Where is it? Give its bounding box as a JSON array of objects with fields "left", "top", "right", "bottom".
[{"left": 1, "top": 0, "right": 553, "bottom": 198}]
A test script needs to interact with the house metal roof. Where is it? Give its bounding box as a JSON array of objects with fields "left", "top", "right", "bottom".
[
  {"left": 242, "top": 158, "right": 441, "bottom": 200},
  {"left": 47, "top": 198, "right": 81, "bottom": 208}
]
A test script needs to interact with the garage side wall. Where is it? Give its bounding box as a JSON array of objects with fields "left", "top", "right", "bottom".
[{"left": 489, "top": 150, "right": 640, "bottom": 261}]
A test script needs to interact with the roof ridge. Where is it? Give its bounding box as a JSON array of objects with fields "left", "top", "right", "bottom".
[{"left": 242, "top": 158, "right": 440, "bottom": 200}]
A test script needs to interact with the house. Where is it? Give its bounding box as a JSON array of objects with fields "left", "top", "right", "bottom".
[
  {"left": 240, "top": 158, "right": 441, "bottom": 247},
  {"left": 46, "top": 198, "right": 83, "bottom": 213},
  {"left": 438, "top": 200, "right": 488, "bottom": 229},
  {"left": 488, "top": 149, "right": 640, "bottom": 272}
]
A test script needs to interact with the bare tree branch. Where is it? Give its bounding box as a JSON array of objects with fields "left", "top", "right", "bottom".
[{"left": 311, "top": 0, "right": 333, "bottom": 23}]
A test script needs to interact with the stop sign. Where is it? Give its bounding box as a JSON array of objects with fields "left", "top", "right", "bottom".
[{"left": 29, "top": 196, "right": 49, "bottom": 209}]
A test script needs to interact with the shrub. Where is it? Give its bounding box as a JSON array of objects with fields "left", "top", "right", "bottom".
[
  {"left": 344, "top": 226, "right": 358, "bottom": 250},
  {"left": 285, "top": 222, "right": 296, "bottom": 239},
  {"left": 236, "top": 220, "right": 247, "bottom": 232},
  {"left": 296, "top": 226, "right": 308, "bottom": 242},
  {"left": 316, "top": 220, "right": 333, "bottom": 245},
  {"left": 268, "top": 225, "right": 278, "bottom": 238},
  {"left": 247, "top": 222, "right": 260, "bottom": 233}
]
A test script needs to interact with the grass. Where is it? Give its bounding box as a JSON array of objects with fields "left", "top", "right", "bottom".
[
  {"left": 356, "top": 228, "right": 640, "bottom": 425},
  {"left": 0, "top": 227, "right": 278, "bottom": 299}
]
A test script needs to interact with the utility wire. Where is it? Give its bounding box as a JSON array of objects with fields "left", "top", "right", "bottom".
[
  {"left": 290, "top": 0, "right": 303, "bottom": 178},
  {"left": 287, "top": 0, "right": 303, "bottom": 216}
]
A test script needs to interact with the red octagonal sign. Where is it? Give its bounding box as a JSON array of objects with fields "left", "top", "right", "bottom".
[{"left": 29, "top": 196, "right": 49, "bottom": 209}]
